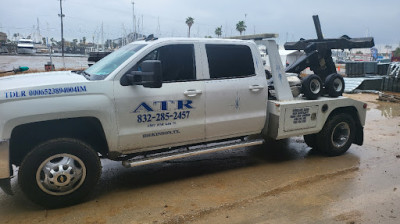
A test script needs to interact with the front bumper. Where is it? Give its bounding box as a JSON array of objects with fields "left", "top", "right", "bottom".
[{"left": 0, "top": 139, "right": 12, "bottom": 195}]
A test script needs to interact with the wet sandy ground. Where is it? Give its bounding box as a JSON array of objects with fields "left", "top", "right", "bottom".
[{"left": 0, "top": 93, "right": 399, "bottom": 223}]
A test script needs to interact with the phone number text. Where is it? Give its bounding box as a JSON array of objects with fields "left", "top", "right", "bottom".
[{"left": 137, "top": 111, "right": 190, "bottom": 123}]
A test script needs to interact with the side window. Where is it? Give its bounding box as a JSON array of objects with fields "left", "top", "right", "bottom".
[
  {"left": 133, "top": 44, "right": 196, "bottom": 82},
  {"left": 142, "top": 50, "right": 158, "bottom": 62},
  {"left": 132, "top": 49, "right": 159, "bottom": 71},
  {"left": 160, "top": 45, "right": 196, "bottom": 82},
  {"left": 206, "top": 44, "right": 255, "bottom": 79}
]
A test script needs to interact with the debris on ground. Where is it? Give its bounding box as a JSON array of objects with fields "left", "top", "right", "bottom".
[{"left": 378, "top": 92, "right": 400, "bottom": 103}]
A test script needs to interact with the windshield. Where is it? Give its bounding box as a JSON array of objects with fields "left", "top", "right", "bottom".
[{"left": 85, "top": 43, "right": 146, "bottom": 79}]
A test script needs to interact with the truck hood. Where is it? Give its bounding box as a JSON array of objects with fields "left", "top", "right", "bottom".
[{"left": 0, "top": 71, "right": 88, "bottom": 91}]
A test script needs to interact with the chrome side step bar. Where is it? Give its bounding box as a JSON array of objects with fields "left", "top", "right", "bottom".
[{"left": 122, "top": 139, "right": 264, "bottom": 168}]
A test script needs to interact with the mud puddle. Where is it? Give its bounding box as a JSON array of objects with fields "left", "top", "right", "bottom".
[{"left": 345, "top": 92, "right": 400, "bottom": 118}]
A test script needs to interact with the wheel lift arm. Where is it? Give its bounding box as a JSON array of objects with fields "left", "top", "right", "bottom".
[{"left": 284, "top": 15, "right": 375, "bottom": 81}]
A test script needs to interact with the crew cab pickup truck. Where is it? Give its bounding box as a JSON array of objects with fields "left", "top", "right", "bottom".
[{"left": 0, "top": 37, "right": 366, "bottom": 208}]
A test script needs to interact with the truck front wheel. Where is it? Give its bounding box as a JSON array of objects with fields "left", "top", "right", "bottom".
[
  {"left": 317, "top": 114, "right": 355, "bottom": 156},
  {"left": 18, "top": 138, "right": 101, "bottom": 208}
]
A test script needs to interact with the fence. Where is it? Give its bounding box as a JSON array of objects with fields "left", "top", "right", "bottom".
[
  {"left": 345, "top": 62, "right": 377, "bottom": 77},
  {"left": 381, "top": 63, "right": 400, "bottom": 92}
]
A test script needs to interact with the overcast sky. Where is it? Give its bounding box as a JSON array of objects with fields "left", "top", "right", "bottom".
[{"left": 1, "top": 0, "right": 399, "bottom": 47}]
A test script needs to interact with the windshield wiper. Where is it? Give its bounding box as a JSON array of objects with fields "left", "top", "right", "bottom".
[
  {"left": 72, "top": 70, "right": 91, "bottom": 79},
  {"left": 82, "top": 71, "right": 91, "bottom": 79}
]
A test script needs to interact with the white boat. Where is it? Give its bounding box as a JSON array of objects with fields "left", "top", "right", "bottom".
[{"left": 17, "top": 39, "right": 35, "bottom": 54}]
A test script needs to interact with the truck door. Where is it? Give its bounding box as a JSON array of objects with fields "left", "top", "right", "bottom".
[
  {"left": 203, "top": 44, "right": 267, "bottom": 139},
  {"left": 114, "top": 44, "right": 205, "bottom": 151}
]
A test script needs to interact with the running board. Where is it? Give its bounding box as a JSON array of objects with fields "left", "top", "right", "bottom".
[{"left": 122, "top": 139, "right": 264, "bottom": 168}]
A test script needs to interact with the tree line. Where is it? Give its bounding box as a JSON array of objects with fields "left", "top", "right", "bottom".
[{"left": 186, "top": 17, "right": 247, "bottom": 38}]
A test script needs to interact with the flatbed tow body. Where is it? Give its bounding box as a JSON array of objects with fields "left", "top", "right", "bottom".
[{"left": 266, "top": 96, "right": 366, "bottom": 140}]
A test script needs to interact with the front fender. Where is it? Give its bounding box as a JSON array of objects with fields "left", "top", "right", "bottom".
[{"left": 0, "top": 94, "right": 118, "bottom": 152}]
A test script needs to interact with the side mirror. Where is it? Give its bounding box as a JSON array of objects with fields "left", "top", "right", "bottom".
[{"left": 125, "top": 60, "right": 162, "bottom": 88}]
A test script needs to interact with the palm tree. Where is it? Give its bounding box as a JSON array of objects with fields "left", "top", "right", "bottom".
[
  {"left": 50, "top": 37, "right": 55, "bottom": 47},
  {"left": 236, "top": 21, "right": 247, "bottom": 35},
  {"left": 215, "top": 26, "right": 222, "bottom": 38},
  {"left": 185, "top": 17, "right": 194, "bottom": 37}
]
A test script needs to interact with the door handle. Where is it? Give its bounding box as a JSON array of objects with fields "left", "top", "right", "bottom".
[
  {"left": 249, "top": 85, "right": 264, "bottom": 92},
  {"left": 184, "top": 89, "right": 202, "bottom": 97}
]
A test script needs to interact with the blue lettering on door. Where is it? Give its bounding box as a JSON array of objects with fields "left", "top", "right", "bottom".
[{"left": 132, "top": 100, "right": 193, "bottom": 113}]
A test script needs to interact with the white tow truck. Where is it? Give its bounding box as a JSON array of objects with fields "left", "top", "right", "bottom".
[{"left": 0, "top": 35, "right": 366, "bottom": 208}]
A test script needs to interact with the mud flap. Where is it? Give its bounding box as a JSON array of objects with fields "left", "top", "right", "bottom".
[
  {"left": 0, "top": 178, "right": 13, "bottom": 195},
  {"left": 354, "top": 125, "right": 364, "bottom": 146}
]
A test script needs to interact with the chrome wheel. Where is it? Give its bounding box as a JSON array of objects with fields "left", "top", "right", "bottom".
[
  {"left": 302, "top": 74, "right": 322, "bottom": 100},
  {"left": 325, "top": 73, "right": 345, "bottom": 97},
  {"left": 332, "top": 78, "right": 343, "bottom": 92},
  {"left": 36, "top": 153, "right": 86, "bottom": 196},
  {"left": 310, "top": 79, "right": 321, "bottom": 94},
  {"left": 331, "top": 122, "right": 350, "bottom": 148},
  {"left": 317, "top": 114, "right": 355, "bottom": 157}
]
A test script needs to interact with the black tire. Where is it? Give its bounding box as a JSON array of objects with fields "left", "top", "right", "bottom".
[
  {"left": 302, "top": 74, "right": 322, "bottom": 100},
  {"left": 303, "top": 134, "right": 317, "bottom": 148},
  {"left": 316, "top": 113, "right": 355, "bottom": 156},
  {"left": 265, "top": 69, "right": 272, "bottom": 79},
  {"left": 325, "top": 73, "right": 345, "bottom": 97},
  {"left": 18, "top": 138, "right": 101, "bottom": 208}
]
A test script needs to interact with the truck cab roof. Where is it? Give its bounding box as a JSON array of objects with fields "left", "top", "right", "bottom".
[{"left": 132, "top": 37, "right": 255, "bottom": 46}]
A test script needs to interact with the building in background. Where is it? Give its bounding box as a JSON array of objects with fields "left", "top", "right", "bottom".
[{"left": 0, "top": 32, "right": 7, "bottom": 42}]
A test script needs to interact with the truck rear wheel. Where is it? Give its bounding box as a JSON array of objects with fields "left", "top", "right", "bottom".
[
  {"left": 302, "top": 74, "right": 322, "bottom": 100},
  {"left": 18, "top": 138, "right": 101, "bottom": 208},
  {"left": 325, "top": 73, "right": 345, "bottom": 97},
  {"left": 316, "top": 113, "right": 355, "bottom": 156}
]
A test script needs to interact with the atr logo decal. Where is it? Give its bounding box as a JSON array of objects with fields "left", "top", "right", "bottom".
[
  {"left": 276, "top": 64, "right": 283, "bottom": 83},
  {"left": 132, "top": 100, "right": 194, "bottom": 113},
  {"left": 132, "top": 100, "right": 194, "bottom": 125},
  {"left": 229, "top": 92, "right": 240, "bottom": 111}
]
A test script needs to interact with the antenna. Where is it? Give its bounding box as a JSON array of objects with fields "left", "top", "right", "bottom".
[
  {"left": 131, "top": 1, "right": 136, "bottom": 41},
  {"left": 244, "top": 13, "right": 247, "bottom": 35},
  {"left": 101, "top": 22, "right": 104, "bottom": 51},
  {"left": 156, "top": 17, "right": 160, "bottom": 37},
  {"left": 37, "top": 18, "right": 40, "bottom": 36},
  {"left": 58, "top": 0, "right": 65, "bottom": 67},
  {"left": 122, "top": 23, "right": 128, "bottom": 46},
  {"left": 136, "top": 16, "right": 141, "bottom": 38}
]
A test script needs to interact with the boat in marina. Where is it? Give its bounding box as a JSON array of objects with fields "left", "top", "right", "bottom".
[{"left": 17, "top": 39, "right": 35, "bottom": 54}]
